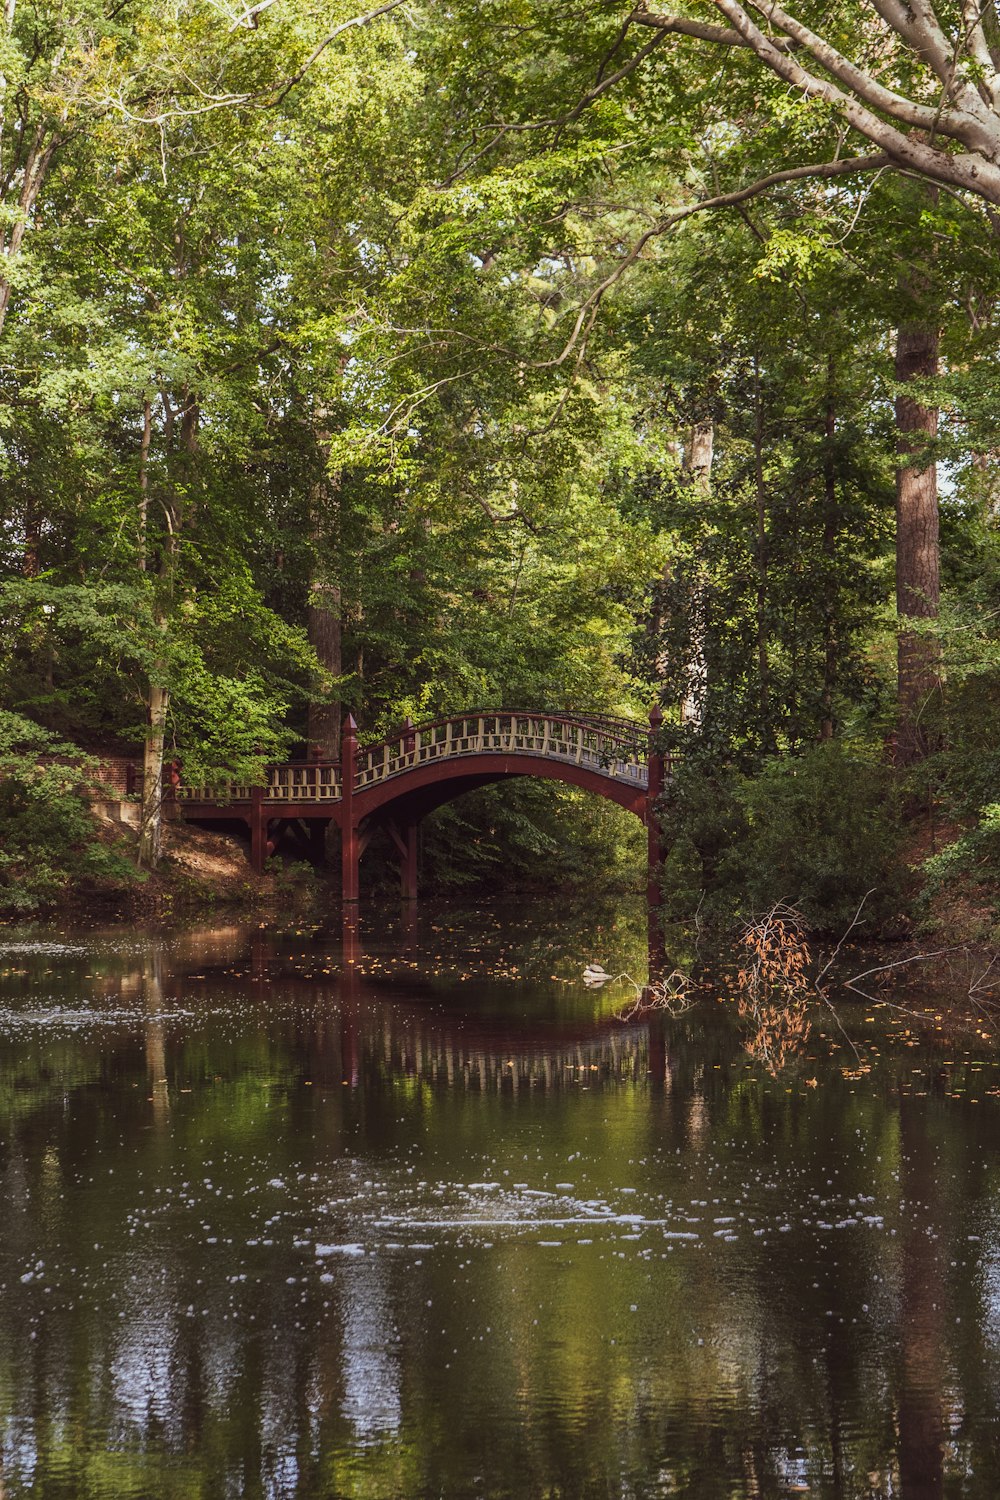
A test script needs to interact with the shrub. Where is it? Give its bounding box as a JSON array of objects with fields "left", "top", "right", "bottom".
[
  {"left": 658, "top": 744, "right": 905, "bottom": 936},
  {"left": 738, "top": 745, "right": 905, "bottom": 934},
  {"left": 0, "top": 712, "right": 138, "bottom": 914}
]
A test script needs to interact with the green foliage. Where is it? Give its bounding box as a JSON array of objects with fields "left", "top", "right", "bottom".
[
  {"left": 659, "top": 746, "right": 905, "bottom": 936},
  {"left": 0, "top": 0, "right": 997, "bottom": 902},
  {"left": 0, "top": 712, "right": 138, "bottom": 914},
  {"left": 417, "top": 783, "right": 645, "bottom": 895},
  {"left": 922, "top": 806, "right": 1000, "bottom": 913},
  {"left": 737, "top": 746, "right": 906, "bottom": 934},
  {"left": 916, "top": 532, "right": 1000, "bottom": 913}
]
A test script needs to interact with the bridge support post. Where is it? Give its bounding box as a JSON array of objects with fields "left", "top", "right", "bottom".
[
  {"left": 341, "top": 713, "right": 359, "bottom": 902},
  {"left": 646, "top": 704, "right": 665, "bottom": 968},
  {"left": 251, "top": 785, "right": 268, "bottom": 876}
]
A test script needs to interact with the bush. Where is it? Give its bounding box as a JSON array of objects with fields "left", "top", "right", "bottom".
[
  {"left": 658, "top": 744, "right": 906, "bottom": 936},
  {"left": 416, "top": 780, "right": 646, "bottom": 894},
  {"left": 737, "top": 745, "right": 905, "bottom": 934},
  {"left": 658, "top": 761, "right": 750, "bottom": 925},
  {"left": 0, "top": 712, "right": 138, "bottom": 914}
]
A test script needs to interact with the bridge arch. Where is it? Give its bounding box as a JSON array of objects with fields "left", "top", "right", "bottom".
[{"left": 342, "top": 711, "right": 662, "bottom": 903}]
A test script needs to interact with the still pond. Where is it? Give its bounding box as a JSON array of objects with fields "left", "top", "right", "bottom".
[{"left": 0, "top": 901, "right": 997, "bottom": 1498}]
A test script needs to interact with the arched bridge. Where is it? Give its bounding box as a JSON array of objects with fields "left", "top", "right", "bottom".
[{"left": 176, "top": 709, "right": 668, "bottom": 901}]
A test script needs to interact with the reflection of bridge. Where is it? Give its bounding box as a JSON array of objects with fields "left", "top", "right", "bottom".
[{"left": 177, "top": 709, "right": 668, "bottom": 901}]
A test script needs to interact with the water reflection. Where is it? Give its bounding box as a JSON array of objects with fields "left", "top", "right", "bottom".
[{"left": 0, "top": 906, "right": 997, "bottom": 1496}]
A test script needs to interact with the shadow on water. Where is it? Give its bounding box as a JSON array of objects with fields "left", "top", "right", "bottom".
[{"left": 0, "top": 899, "right": 994, "bottom": 1497}]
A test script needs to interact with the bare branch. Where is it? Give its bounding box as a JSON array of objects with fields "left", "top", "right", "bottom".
[
  {"left": 271, "top": 0, "right": 409, "bottom": 105},
  {"left": 439, "top": 29, "right": 670, "bottom": 185},
  {"left": 709, "top": 0, "right": 1000, "bottom": 203},
  {"left": 746, "top": 0, "right": 1000, "bottom": 154},
  {"left": 628, "top": 8, "right": 757, "bottom": 46}
]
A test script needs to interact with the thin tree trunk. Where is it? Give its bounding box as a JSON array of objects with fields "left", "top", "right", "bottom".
[
  {"left": 22, "top": 500, "right": 38, "bottom": 578},
  {"left": 681, "top": 419, "right": 713, "bottom": 725},
  {"left": 307, "top": 429, "right": 343, "bottom": 757},
  {"left": 138, "top": 389, "right": 193, "bottom": 869},
  {"left": 138, "top": 674, "right": 168, "bottom": 869},
  {"left": 894, "top": 322, "right": 941, "bottom": 764}
]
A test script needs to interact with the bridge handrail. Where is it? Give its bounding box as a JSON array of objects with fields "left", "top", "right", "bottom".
[
  {"left": 175, "top": 760, "right": 343, "bottom": 804},
  {"left": 362, "top": 710, "right": 648, "bottom": 755},
  {"left": 369, "top": 708, "right": 647, "bottom": 747}
]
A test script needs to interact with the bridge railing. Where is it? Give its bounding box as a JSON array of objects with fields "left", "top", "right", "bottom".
[
  {"left": 354, "top": 712, "right": 649, "bottom": 792},
  {"left": 175, "top": 761, "right": 342, "bottom": 805}
]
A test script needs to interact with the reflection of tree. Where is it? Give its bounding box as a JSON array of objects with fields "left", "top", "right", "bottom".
[
  {"left": 898, "top": 1099, "right": 944, "bottom": 1500},
  {"left": 144, "top": 948, "right": 170, "bottom": 1123},
  {"left": 0, "top": 920, "right": 995, "bottom": 1495}
]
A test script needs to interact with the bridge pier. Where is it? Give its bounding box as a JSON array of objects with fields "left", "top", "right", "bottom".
[
  {"left": 385, "top": 816, "right": 419, "bottom": 900},
  {"left": 250, "top": 786, "right": 269, "bottom": 876}
]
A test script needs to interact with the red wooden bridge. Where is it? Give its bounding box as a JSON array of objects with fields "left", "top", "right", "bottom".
[{"left": 176, "top": 708, "right": 668, "bottom": 902}]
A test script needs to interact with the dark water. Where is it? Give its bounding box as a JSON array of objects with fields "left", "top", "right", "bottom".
[{"left": 0, "top": 902, "right": 999, "bottom": 1498}]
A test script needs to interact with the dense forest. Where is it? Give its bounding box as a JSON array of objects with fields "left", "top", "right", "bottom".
[{"left": 2, "top": 0, "right": 1000, "bottom": 931}]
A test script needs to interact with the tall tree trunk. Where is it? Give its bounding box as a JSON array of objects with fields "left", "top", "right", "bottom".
[
  {"left": 680, "top": 419, "right": 714, "bottom": 726},
  {"left": 137, "top": 391, "right": 195, "bottom": 869},
  {"left": 308, "top": 579, "right": 342, "bottom": 753},
  {"left": 895, "top": 322, "right": 941, "bottom": 764},
  {"left": 821, "top": 354, "right": 838, "bottom": 740},
  {"left": 138, "top": 395, "right": 152, "bottom": 569},
  {"left": 138, "top": 673, "right": 169, "bottom": 869},
  {"left": 307, "top": 431, "right": 343, "bottom": 757}
]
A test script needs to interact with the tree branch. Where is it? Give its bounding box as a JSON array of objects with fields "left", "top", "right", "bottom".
[
  {"left": 440, "top": 28, "right": 669, "bottom": 186},
  {"left": 745, "top": 0, "right": 1000, "bottom": 154},
  {"left": 536, "top": 153, "right": 891, "bottom": 369},
  {"left": 628, "top": 8, "right": 758, "bottom": 46},
  {"left": 270, "top": 0, "right": 410, "bottom": 104},
  {"left": 708, "top": 0, "right": 1000, "bottom": 204}
]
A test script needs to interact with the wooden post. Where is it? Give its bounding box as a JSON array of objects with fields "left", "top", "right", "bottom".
[
  {"left": 647, "top": 704, "right": 665, "bottom": 968},
  {"left": 341, "top": 712, "right": 359, "bottom": 902},
  {"left": 251, "top": 784, "right": 267, "bottom": 875}
]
